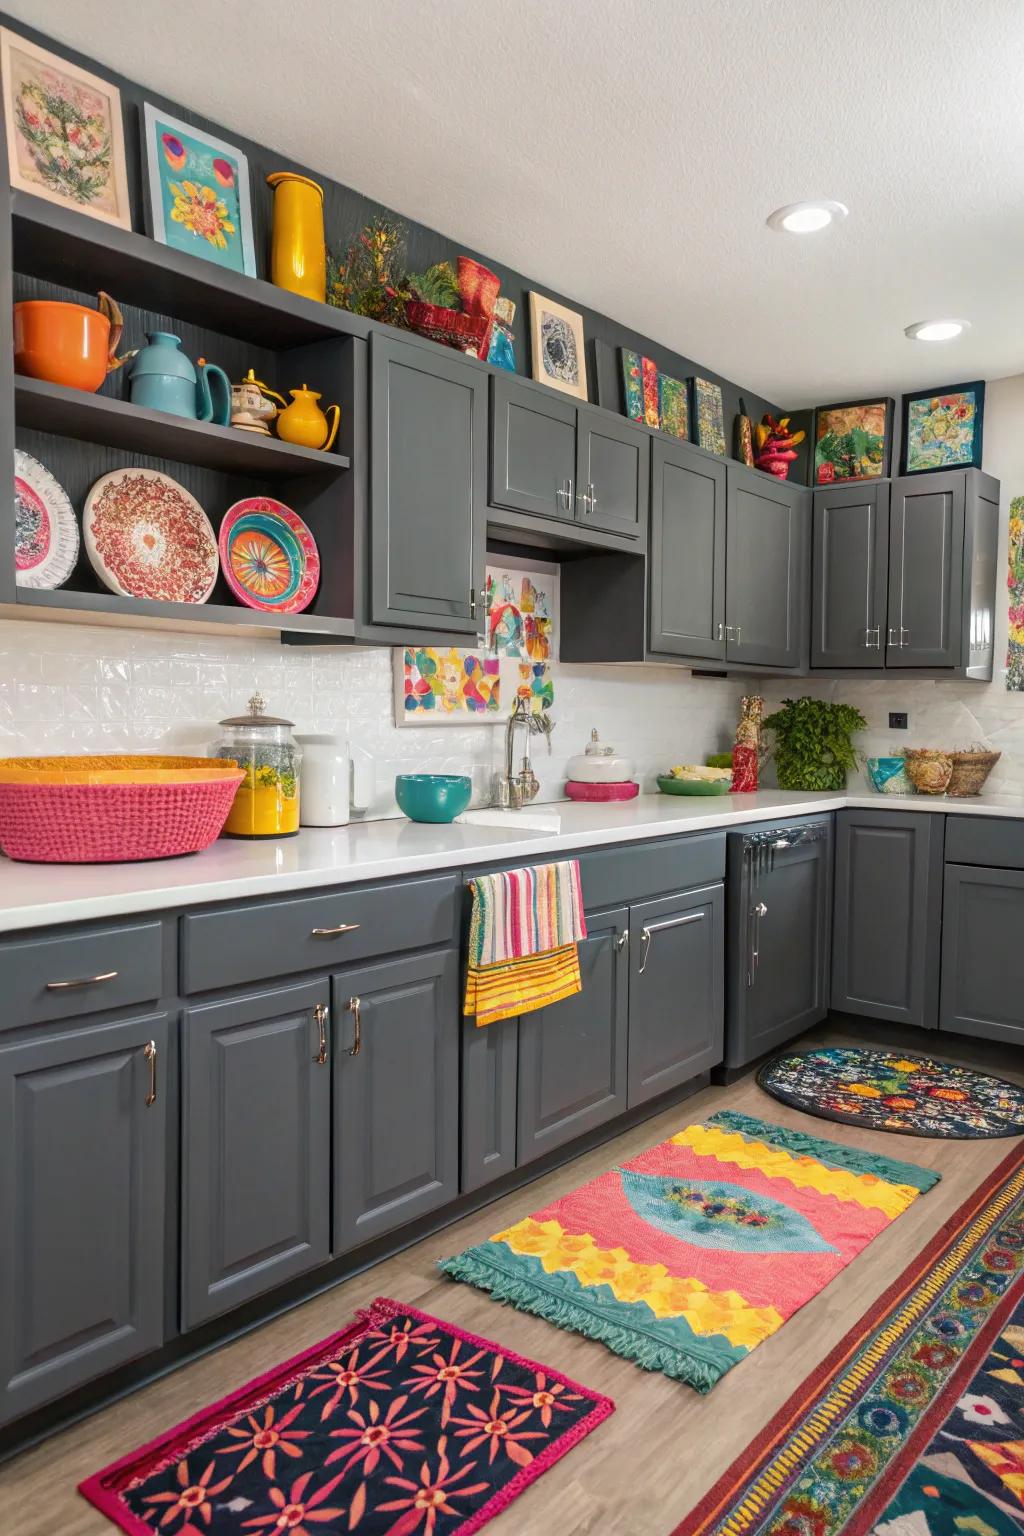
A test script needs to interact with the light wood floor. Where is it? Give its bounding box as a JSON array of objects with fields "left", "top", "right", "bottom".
[{"left": 4, "top": 1020, "right": 1023, "bottom": 1536}]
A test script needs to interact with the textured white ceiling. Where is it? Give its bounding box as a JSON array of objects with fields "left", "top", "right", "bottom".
[{"left": 10, "top": 0, "right": 1024, "bottom": 405}]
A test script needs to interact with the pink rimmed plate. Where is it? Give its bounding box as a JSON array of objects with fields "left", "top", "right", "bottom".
[
  {"left": 219, "top": 497, "right": 320, "bottom": 614},
  {"left": 14, "top": 450, "right": 79, "bottom": 590}
]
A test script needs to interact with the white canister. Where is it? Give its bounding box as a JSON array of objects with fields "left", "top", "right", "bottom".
[{"left": 295, "top": 735, "right": 373, "bottom": 826}]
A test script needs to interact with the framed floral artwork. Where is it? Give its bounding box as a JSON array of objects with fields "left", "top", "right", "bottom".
[
  {"left": 813, "top": 397, "right": 894, "bottom": 484},
  {"left": 901, "top": 381, "right": 985, "bottom": 475},
  {"left": 0, "top": 28, "right": 131, "bottom": 228},
  {"left": 529, "top": 292, "right": 588, "bottom": 400},
  {"left": 141, "top": 104, "right": 256, "bottom": 276}
]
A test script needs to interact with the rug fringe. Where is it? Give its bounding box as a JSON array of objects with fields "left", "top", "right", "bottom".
[
  {"left": 707, "top": 1109, "right": 941, "bottom": 1191},
  {"left": 438, "top": 1251, "right": 722, "bottom": 1394}
]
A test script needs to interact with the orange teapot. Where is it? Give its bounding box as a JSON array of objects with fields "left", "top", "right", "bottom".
[
  {"left": 275, "top": 384, "right": 341, "bottom": 452},
  {"left": 13, "top": 292, "right": 133, "bottom": 393}
]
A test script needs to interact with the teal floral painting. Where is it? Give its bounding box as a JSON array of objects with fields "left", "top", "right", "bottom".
[
  {"left": 902, "top": 381, "right": 985, "bottom": 474},
  {"left": 142, "top": 103, "right": 256, "bottom": 275}
]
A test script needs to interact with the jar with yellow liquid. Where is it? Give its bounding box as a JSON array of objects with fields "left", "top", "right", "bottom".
[{"left": 211, "top": 693, "right": 301, "bottom": 838}]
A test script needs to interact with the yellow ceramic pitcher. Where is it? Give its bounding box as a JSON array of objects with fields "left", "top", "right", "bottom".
[
  {"left": 276, "top": 385, "right": 341, "bottom": 451},
  {"left": 266, "top": 172, "right": 326, "bottom": 303}
]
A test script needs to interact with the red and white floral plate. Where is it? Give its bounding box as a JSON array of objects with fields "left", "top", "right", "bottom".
[
  {"left": 219, "top": 497, "right": 320, "bottom": 614},
  {"left": 83, "top": 469, "right": 219, "bottom": 604},
  {"left": 14, "top": 450, "right": 80, "bottom": 590}
]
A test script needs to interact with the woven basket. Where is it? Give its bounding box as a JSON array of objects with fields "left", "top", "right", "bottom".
[
  {"left": 0, "top": 774, "right": 244, "bottom": 863},
  {"left": 947, "top": 749, "right": 1001, "bottom": 797},
  {"left": 902, "top": 749, "right": 953, "bottom": 795}
]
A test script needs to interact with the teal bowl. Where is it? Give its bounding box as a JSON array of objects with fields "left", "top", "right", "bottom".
[{"left": 395, "top": 773, "right": 472, "bottom": 823}]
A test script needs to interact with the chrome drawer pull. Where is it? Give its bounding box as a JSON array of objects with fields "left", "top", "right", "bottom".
[
  {"left": 346, "top": 996, "right": 362, "bottom": 1056},
  {"left": 46, "top": 969, "right": 118, "bottom": 990},
  {"left": 310, "top": 923, "right": 361, "bottom": 938},
  {"left": 313, "top": 1002, "right": 329, "bottom": 1065},
  {"left": 638, "top": 911, "right": 705, "bottom": 977},
  {"left": 615, "top": 930, "right": 629, "bottom": 952},
  {"left": 143, "top": 1040, "right": 157, "bottom": 1107}
]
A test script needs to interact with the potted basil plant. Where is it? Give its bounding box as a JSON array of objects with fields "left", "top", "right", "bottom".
[{"left": 763, "top": 697, "right": 867, "bottom": 791}]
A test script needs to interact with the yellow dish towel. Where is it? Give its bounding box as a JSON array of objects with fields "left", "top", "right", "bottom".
[
  {"left": 464, "top": 861, "right": 587, "bottom": 1027},
  {"left": 464, "top": 944, "right": 583, "bottom": 1028}
]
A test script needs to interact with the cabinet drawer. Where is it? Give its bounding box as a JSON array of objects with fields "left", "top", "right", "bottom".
[
  {"left": 578, "top": 833, "right": 725, "bottom": 909},
  {"left": 0, "top": 921, "right": 163, "bottom": 1030},
  {"left": 181, "top": 874, "right": 459, "bottom": 994},
  {"left": 944, "top": 817, "right": 1024, "bottom": 870}
]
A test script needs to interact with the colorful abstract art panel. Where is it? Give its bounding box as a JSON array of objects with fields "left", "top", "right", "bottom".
[
  {"left": 442, "top": 1110, "right": 938, "bottom": 1392},
  {"left": 814, "top": 398, "right": 893, "bottom": 484},
  {"left": 511, "top": 660, "right": 554, "bottom": 716},
  {"left": 621, "top": 351, "right": 689, "bottom": 438},
  {"left": 693, "top": 376, "right": 727, "bottom": 457},
  {"left": 902, "top": 380, "right": 985, "bottom": 474},
  {"left": 485, "top": 559, "right": 559, "bottom": 661},
  {"left": 142, "top": 104, "right": 256, "bottom": 275},
  {"left": 1008, "top": 495, "right": 1024, "bottom": 691},
  {"left": 395, "top": 646, "right": 502, "bottom": 726}
]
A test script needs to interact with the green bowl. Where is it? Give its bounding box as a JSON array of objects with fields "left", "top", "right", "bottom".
[
  {"left": 657, "top": 774, "right": 732, "bottom": 797},
  {"left": 395, "top": 773, "right": 472, "bottom": 823}
]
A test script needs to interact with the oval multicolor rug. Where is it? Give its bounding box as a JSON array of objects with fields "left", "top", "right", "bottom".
[{"left": 757, "top": 1047, "right": 1024, "bottom": 1138}]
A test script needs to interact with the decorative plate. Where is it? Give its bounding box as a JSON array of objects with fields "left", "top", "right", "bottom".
[
  {"left": 84, "top": 469, "right": 218, "bottom": 604},
  {"left": 14, "top": 450, "right": 79, "bottom": 590},
  {"left": 219, "top": 497, "right": 320, "bottom": 613}
]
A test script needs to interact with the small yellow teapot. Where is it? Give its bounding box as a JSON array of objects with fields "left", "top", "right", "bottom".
[{"left": 275, "top": 384, "right": 341, "bottom": 452}]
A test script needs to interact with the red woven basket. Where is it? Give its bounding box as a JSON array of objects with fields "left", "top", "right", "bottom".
[{"left": 0, "top": 776, "right": 244, "bottom": 863}]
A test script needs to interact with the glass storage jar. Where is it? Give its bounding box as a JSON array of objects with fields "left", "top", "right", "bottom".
[{"left": 211, "top": 692, "right": 301, "bottom": 837}]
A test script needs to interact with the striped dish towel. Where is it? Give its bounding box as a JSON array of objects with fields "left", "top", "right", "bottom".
[{"left": 464, "top": 860, "right": 587, "bottom": 1027}]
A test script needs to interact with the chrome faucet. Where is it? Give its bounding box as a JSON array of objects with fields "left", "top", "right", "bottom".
[{"left": 493, "top": 696, "right": 553, "bottom": 809}]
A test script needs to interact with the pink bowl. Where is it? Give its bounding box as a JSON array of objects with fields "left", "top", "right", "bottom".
[
  {"left": 0, "top": 776, "right": 244, "bottom": 863},
  {"left": 565, "top": 780, "right": 639, "bottom": 802}
]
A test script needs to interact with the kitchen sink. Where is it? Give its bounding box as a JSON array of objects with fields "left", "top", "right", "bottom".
[{"left": 456, "top": 808, "right": 563, "bottom": 833}]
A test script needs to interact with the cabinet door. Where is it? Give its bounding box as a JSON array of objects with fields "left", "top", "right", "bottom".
[
  {"left": 490, "top": 375, "right": 577, "bottom": 522},
  {"left": 811, "top": 482, "right": 889, "bottom": 668},
  {"left": 726, "top": 466, "right": 809, "bottom": 668},
  {"left": 517, "top": 908, "right": 628, "bottom": 1164},
  {"left": 370, "top": 333, "right": 486, "bottom": 631},
  {"left": 461, "top": 1014, "right": 518, "bottom": 1194},
  {"left": 649, "top": 438, "right": 726, "bottom": 659},
  {"left": 831, "top": 810, "right": 944, "bottom": 1028},
  {"left": 888, "top": 472, "right": 965, "bottom": 667},
  {"left": 182, "top": 980, "right": 330, "bottom": 1329},
  {"left": 575, "top": 407, "right": 649, "bottom": 539},
  {"left": 333, "top": 949, "right": 459, "bottom": 1251},
  {"left": 725, "top": 827, "right": 832, "bottom": 1070},
  {"left": 0, "top": 1013, "right": 169, "bottom": 1424},
  {"left": 628, "top": 886, "right": 724, "bottom": 1108},
  {"left": 940, "top": 865, "right": 1024, "bottom": 1045}
]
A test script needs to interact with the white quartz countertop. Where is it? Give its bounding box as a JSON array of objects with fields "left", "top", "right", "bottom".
[{"left": 0, "top": 788, "right": 1020, "bottom": 933}]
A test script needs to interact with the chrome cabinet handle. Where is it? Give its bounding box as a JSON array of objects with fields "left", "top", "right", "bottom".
[
  {"left": 716, "top": 621, "right": 724, "bottom": 642},
  {"left": 615, "top": 930, "right": 629, "bottom": 952},
  {"left": 587, "top": 481, "right": 597, "bottom": 514},
  {"left": 900, "top": 626, "right": 910, "bottom": 646},
  {"left": 46, "top": 969, "right": 118, "bottom": 990},
  {"left": 346, "top": 996, "right": 362, "bottom": 1056},
  {"left": 556, "top": 477, "right": 573, "bottom": 510},
  {"left": 143, "top": 1040, "right": 157, "bottom": 1107},
  {"left": 888, "top": 626, "right": 901, "bottom": 648},
  {"left": 313, "top": 1002, "right": 329, "bottom": 1066},
  {"left": 754, "top": 901, "right": 768, "bottom": 918},
  {"left": 864, "top": 626, "right": 880, "bottom": 648},
  {"left": 723, "top": 625, "right": 736, "bottom": 641},
  {"left": 470, "top": 588, "right": 477, "bottom": 618},
  {"left": 576, "top": 488, "right": 591, "bottom": 514},
  {"left": 638, "top": 927, "right": 652, "bottom": 975},
  {"left": 735, "top": 625, "right": 742, "bottom": 645},
  {"left": 637, "top": 910, "right": 704, "bottom": 976},
  {"left": 310, "top": 923, "right": 361, "bottom": 938}
]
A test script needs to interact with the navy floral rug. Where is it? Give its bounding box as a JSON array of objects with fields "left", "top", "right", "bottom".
[
  {"left": 79, "top": 1297, "right": 613, "bottom": 1534},
  {"left": 757, "top": 1047, "right": 1024, "bottom": 1138}
]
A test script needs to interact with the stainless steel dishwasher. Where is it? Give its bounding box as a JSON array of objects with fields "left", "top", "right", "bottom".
[{"left": 718, "top": 816, "right": 834, "bottom": 1079}]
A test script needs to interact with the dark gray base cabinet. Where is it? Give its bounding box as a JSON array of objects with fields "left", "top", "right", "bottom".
[
  {"left": 831, "top": 810, "right": 944, "bottom": 1029},
  {"left": 628, "top": 886, "right": 724, "bottom": 1106},
  {"left": 181, "top": 980, "right": 331, "bottom": 1330},
  {"left": 940, "top": 865, "right": 1024, "bottom": 1044},
  {"left": 333, "top": 949, "right": 459, "bottom": 1252},
  {"left": 1, "top": 1013, "right": 169, "bottom": 1425}
]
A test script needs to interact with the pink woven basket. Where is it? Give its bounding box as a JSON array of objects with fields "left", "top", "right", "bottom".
[{"left": 0, "top": 775, "right": 244, "bottom": 863}]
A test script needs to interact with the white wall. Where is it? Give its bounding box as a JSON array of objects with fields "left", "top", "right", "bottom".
[{"left": 4, "top": 374, "right": 1021, "bottom": 815}]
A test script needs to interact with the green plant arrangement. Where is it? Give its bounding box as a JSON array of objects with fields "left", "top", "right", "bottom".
[
  {"left": 327, "top": 214, "right": 411, "bottom": 325},
  {"left": 763, "top": 697, "right": 867, "bottom": 790},
  {"left": 406, "top": 260, "right": 460, "bottom": 308}
]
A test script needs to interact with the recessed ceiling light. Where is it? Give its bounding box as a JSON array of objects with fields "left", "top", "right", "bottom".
[
  {"left": 766, "top": 200, "right": 848, "bottom": 234},
  {"left": 904, "top": 319, "right": 970, "bottom": 342}
]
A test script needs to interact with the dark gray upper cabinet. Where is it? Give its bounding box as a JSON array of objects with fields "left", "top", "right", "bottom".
[
  {"left": 181, "top": 980, "right": 330, "bottom": 1329},
  {"left": 649, "top": 438, "right": 726, "bottom": 660},
  {"left": 726, "top": 465, "right": 809, "bottom": 669},
  {"left": 461, "top": 1013, "right": 518, "bottom": 1195},
  {"left": 831, "top": 809, "right": 944, "bottom": 1029},
  {"left": 332, "top": 948, "right": 459, "bottom": 1252},
  {"left": 628, "top": 884, "right": 724, "bottom": 1107},
  {"left": 940, "top": 864, "right": 1024, "bottom": 1045},
  {"left": 811, "top": 481, "right": 889, "bottom": 668},
  {"left": 517, "top": 907, "right": 629, "bottom": 1164},
  {"left": 370, "top": 333, "right": 486, "bottom": 632},
  {"left": 0, "top": 1013, "right": 169, "bottom": 1425},
  {"left": 576, "top": 407, "right": 650, "bottom": 539},
  {"left": 887, "top": 472, "right": 965, "bottom": 667},
  {"left": 490, "top": 376, "right": 577, "bottom": 523}
]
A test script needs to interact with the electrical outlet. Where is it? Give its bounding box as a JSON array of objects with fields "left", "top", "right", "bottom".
[{"left": 889, "top": 712, "right": 908, "bottom": 730}]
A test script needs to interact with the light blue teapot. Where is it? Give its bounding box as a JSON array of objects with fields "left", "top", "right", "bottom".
[{"left": 128, "top": 331, "right": 232, "bottom": 425}]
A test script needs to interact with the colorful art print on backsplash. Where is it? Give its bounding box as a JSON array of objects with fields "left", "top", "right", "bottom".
[
  {"left": 693, "top": 375, "right": 727, "bottom": 457},
  {"left": 485, "top": 558, "right": 559, "bottom": 661},
  {"left": 142, "top": 103, "right": 257, "bottom": 275},
  {"left": 1007, "top": 495, "right": 1024, "bottom": 691},
  {"left": 529, "top": 292, "right": 588, "bottom": 400},
  {"left": 0, "top": 28, "right": 131, "bottom": 227},
  {"left": 621, "top": 351, "right": 690, "bottom": 438},
  {"left": 511, "top": 659, "right": 554, "bottom": 715},
  {"left": 396, "top": 646, "right": 502, "bottom": 725},
  {"left": 901, "top": 380, "right": 985, "bottom": 474},
  {"left": 813, "top": 396, "right": 894, "bottom": 484}
]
